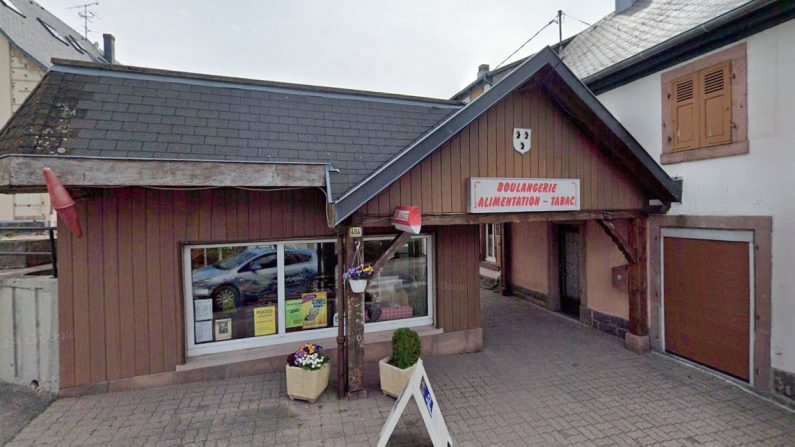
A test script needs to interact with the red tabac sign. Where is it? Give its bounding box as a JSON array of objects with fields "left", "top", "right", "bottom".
[
  {"left": 393, "top": 206, "right": 422, "bottom": 234},
  {"left": 468, "top": 177, "right": 580, "bottom": 213}
]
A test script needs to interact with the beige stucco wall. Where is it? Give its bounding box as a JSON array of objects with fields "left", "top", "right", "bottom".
[
  {"left": 584, "top": 220, "right": 629, "bottom": 320},
  {"left": 0, "top": 36, "right": 49, "bottom": 221},
  {"left": 509, "top": 221, "right": 549, "bottom": 295}
]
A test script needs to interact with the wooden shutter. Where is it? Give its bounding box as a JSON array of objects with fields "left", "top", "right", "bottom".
[
  {"left": 700, "top": 61, "right": 732, "bottom": 147},
  {"left": 671, "top": 74, "right": 698, "bottom": 151}
]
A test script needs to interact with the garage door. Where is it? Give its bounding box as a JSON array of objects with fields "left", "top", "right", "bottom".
[{"left": 663, "top": 236, "right": 751, "bottom": 381}]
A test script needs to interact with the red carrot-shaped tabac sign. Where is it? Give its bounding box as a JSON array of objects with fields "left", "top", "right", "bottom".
[{"left": 43, "top": 168, "right": 82, "bottom": 238}]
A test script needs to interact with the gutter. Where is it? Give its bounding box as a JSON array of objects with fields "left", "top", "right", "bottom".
[{"left": 584, "top": 0, "right": 795, "bottom": 94}]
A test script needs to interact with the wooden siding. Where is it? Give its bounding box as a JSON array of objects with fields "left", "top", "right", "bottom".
[
  {"left": 357, "top": 87, "right": 648, "bottom": 217},
  {"left": 58, "top": 187, "right": 333, "bottom": 388},
  {"left": 433, "top": 225, "right": 480, "bottom": 332}
]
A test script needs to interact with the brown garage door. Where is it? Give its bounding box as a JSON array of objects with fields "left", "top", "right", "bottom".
[{"left": 663, "top": 237, "right": 751, "bottom": 381}]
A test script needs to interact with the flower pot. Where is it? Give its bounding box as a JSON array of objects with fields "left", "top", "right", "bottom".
[
  {"left": 286, "top": 363, "right": 330, "bottom": 403},
  {"left": 349, "top": 278, "right": 368, "bottom": 293},
  {"left": 379, "top": 356, "right": 416, "bottom": 398}
]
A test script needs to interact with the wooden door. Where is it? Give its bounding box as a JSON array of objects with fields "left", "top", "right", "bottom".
[
  {"left": 559, "top": 225, "right": 581, "bottom": 318},
  {"left": 663, "top": 237, "right": 751, "bottom": 381}
]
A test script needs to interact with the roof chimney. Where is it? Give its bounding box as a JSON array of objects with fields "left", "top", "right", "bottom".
[
  {"left": 615, "top": 0, "right": 636, "bottom": 13},
  {"left": 102, "top": 33, "right": 116, "bottom": 63},
  {"left": 477, "top": 64, "right": 490, "bottom": 79}
]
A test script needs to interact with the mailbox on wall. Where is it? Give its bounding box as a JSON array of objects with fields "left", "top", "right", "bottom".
[{"left": 612, "top": 264, "right": 629, "bottom": 291}]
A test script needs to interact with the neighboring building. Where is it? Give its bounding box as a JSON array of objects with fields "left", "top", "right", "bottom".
[
  {"left": 457, "top": 0, "right": 795, "bottom": 405},
  {"left": 0, "top": 49, "right": 680, "bottom": 395},
  {"left": 0, "top": 0, "right": 106, "bottom": 221}
]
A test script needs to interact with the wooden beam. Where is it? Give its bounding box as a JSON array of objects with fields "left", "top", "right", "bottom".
[
  {"left": 597, "top": 219, "right": 637, "bottom": 264},
  {"left": 499, "top": 223, "right": 513, "bottom": 296},
  {"left": 627, "top": 217, "right": 648, "bottom": 336},
  {"left": 353, "top": 210, "right": 642, "bottom": 227},
  {"left": 343, "top": 229, "right": 366, "bottom": 396},
  {"left": 0, "top": 156, "right": 327, "bottom": 190},
  {"left": 370, "top": 232, "right": 412, "bottom": 276}
]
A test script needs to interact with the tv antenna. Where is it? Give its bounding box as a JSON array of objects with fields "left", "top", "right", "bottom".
[{"left": 68, "top": 2, "right": 99, "bottom": 40}]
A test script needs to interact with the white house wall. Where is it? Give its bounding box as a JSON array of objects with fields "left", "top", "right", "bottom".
[{"left": 596, "top": 19, "right": 795, "bottom": 376}]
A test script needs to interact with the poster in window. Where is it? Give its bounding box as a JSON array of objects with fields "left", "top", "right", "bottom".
[
  {"left": 253, "top": 306, "right": 276, "bottom": 336},
  {"left": 301, "top": 292, "right": 327, "bottom": 329},
  {"left": 286, "top": 299, "right": 304, "bottom": 328},
  {"left": 194, "top": 299, "right": 213, "bottom": 321},
  {"left": 195, "top": 321, "right": 213, "bottom": 343},
  {"left": 214, "top": 318, "right": 232, "bottom": 341}
]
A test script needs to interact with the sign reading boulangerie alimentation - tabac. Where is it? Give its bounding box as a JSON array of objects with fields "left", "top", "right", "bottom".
[{"left": 468, "top": 177, "right": 580, "bottom": 213}]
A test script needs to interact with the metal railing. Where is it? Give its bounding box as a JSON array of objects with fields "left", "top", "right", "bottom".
[{"left": 0, "top": 226, "right": 57, "bottom": 277}]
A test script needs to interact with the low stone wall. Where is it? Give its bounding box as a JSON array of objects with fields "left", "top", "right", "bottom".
[
  {"left": 0, "top": 276, "right": 59, "bottom": 392},
  {"left": 581, "top": 307, "right": 629, "bottom": 339}
]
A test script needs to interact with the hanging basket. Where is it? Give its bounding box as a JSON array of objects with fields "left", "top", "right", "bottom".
[{"left": 349, "top": 278, "right": 368, "bottom": 293}]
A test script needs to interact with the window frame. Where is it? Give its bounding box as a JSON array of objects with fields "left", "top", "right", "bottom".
[
  {"left": 183, "top": 234, "right": 434, "bottom": 357},
  {"left": 661, "top": 43, "right": 747, "bottom": 164}
]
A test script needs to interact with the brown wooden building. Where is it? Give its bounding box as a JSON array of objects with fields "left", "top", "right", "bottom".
[{"left": 0, "top": 47, "right": 680, "bottom": 395}]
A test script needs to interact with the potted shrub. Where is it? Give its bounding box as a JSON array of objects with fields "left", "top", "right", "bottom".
[
  {"left": 343, "top": 264, "right": 374, "bottom": 293},
  {"left": 286, "top": 343, "right": 331, "bottom": 403},
  {"left": 379, "top": 327, "right": 422, "bottom": 397}
]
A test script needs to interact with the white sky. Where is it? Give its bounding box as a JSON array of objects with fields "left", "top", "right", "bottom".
[{"left": 37, "top": 1, "right": 613, "bottom": 99}]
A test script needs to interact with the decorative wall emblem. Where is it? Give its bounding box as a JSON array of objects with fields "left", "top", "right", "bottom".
[{"left": 513, "top": 128, "right": 531, "bottom": 154}]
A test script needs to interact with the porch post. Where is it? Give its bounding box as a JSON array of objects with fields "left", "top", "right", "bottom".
[
  {"left": 626, "top": 216, "right": 650, "bottom": 353},
  {"left": 499, "top": 223, "right": 513, "bottom": 296},
  {"left": 343, "top": 229, "right": 367, "bottom": 396}
]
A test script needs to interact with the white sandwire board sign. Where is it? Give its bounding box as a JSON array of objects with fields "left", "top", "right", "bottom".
[{"left": 377, "top": 358, "right": 453, "bottom": 447}]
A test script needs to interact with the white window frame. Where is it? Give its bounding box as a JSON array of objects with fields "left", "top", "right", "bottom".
[
  {"left": 485, "top": 223, "right": 497, "bottom": 263},
  {"left": 659, "top": 228, "right": 755, "bottom": 385},
  {"left": 183, "top": 234, "right": 434, "bottom": 357}
]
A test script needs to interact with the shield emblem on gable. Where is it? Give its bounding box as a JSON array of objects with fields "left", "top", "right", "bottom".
[{"left": 513, "top": 128, "right": 531, "bottom": 154}]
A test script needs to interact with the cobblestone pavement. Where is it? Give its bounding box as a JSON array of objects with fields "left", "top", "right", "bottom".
[{"left": 8, "top": 291, "right": 795, "bottom": 446}]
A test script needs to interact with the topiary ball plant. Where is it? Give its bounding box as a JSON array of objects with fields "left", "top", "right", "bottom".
[{"left": 391, "top": 327, "right": 422, "bottom": 369}]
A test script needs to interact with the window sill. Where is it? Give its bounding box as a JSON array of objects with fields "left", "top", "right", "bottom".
[{"left": 661, "top": 140, "right": 748, "bottom": 164}]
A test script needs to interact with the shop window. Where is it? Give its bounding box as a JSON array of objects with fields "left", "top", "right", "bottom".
[
  {"left": 184, "top": 236, "right": 433, "bottom": 356},
  {"left": 363, "top": 235, "right": 433, "bottom": 327},
  {"left": 485, "top": 223, "right": 496, "bottom": 262},
  {"left": 185, "top": 240, "right": 338, "bottom": 355},
  {"left": 661, "top": 43, "right": 747, "bottom": 164}
]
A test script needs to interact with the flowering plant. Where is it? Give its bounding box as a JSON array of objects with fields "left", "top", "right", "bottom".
[
  {"left": 343, "top": 264, "right": 374, "bottom": 280},
  {"left": 287, "top": 343, "right": 330, "bottom": 371}
]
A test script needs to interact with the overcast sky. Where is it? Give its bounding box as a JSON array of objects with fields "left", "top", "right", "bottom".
[{"left": 37, "top": 1, "right": 613, "bottom": 99}]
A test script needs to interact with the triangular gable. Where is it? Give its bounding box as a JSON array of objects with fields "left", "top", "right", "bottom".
[{"left": 333, "top": 47, "right": 681, "bottom": 225}]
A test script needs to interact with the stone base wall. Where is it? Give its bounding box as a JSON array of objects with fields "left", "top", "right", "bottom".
[
  {"left": 510, "top": 284, "right": 548, "bottom": 307},
  {"left": 581, "top": 307, "right": 628, "bottom": 339},
  {"left": 773, "top": 368, "right": 795, "bottom": 407}
]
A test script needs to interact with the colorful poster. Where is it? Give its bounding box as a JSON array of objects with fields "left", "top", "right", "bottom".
[
  {"left": 194, "top": 299, "right": 213, "bottom": 321},
  {"left": 214, "top": 318, "right": 232, "bottom": 341},
  {"left": 286, "top": 299, "right": 304, "bottom": 328},
  {"left": 253, "top": 306, "right": 276, "bottom": 336},
  {"left": 301, "top": 292, "right": 327, "bottom": 329},
  {"left": 195, "top": 321, "right": 212, "bottom": 343}
]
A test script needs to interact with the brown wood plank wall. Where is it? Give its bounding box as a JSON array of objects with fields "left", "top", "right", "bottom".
[
  {"left": 360, "top": 88, "right": 647, "bottom": 217},
  {"left": 433, "top": 225, "right": 480, "bottom": 332},
  {"left": 58, "top": 187, "right": 333, "bottom": 388}
]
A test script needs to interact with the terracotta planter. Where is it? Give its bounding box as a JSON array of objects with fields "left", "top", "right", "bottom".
[
  {"left": 349, "top": 278, "right": 368, "bottom": 293},
  {"left": 379, "top": 356, "right": 416, "bottom": 398},
  {"left": 286, "top": 363, "right": 330, "bottom": 403}
]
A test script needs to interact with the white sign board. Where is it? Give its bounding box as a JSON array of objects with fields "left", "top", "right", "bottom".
[
  {"left": 377, "top": 359, "right": 453, "bottom": 447},
  {"left": 468, "top": 177, "right": 580, "bottom": 213}
]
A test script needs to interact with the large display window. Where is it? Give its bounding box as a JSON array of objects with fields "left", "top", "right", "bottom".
[{"left": 184, "top": 235, "right": 433, "bottom": 356}]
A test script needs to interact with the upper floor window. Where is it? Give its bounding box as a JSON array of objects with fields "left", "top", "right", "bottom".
[{"left": 661, "top": 43, "right": 747, "bottom": 164}]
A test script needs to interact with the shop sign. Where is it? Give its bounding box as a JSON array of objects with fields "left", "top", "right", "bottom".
[
  {"left": 467, "top": 177, "right": 580, "bottom": 213},
  {"left": 377, "top": 359, "right": 453, "bottom": 447},
  {"left": 392, "top": 206, "right": 422, "bottom": 234}
]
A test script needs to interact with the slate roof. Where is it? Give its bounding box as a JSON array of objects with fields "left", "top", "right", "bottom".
[
  {"left": 0, "top": 60, "right": 460, "bottom": 197},
  {"left": 0, "top": 0, "right": 105, "bottom": 68},
  {"left": 560, "top": 0, "right": 753, "bottom": 79},
  {"left": 453, "top": 0, "right": 756, "bottom": 99}
]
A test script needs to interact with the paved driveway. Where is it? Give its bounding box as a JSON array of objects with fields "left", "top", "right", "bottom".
[{"left": 8, "top": 291, "right": 795, "bottom": 446}]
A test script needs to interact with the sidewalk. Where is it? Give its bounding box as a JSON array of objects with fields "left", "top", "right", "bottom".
[{"left": 6, "top": 291, "right": 795, "bottom": 446}]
